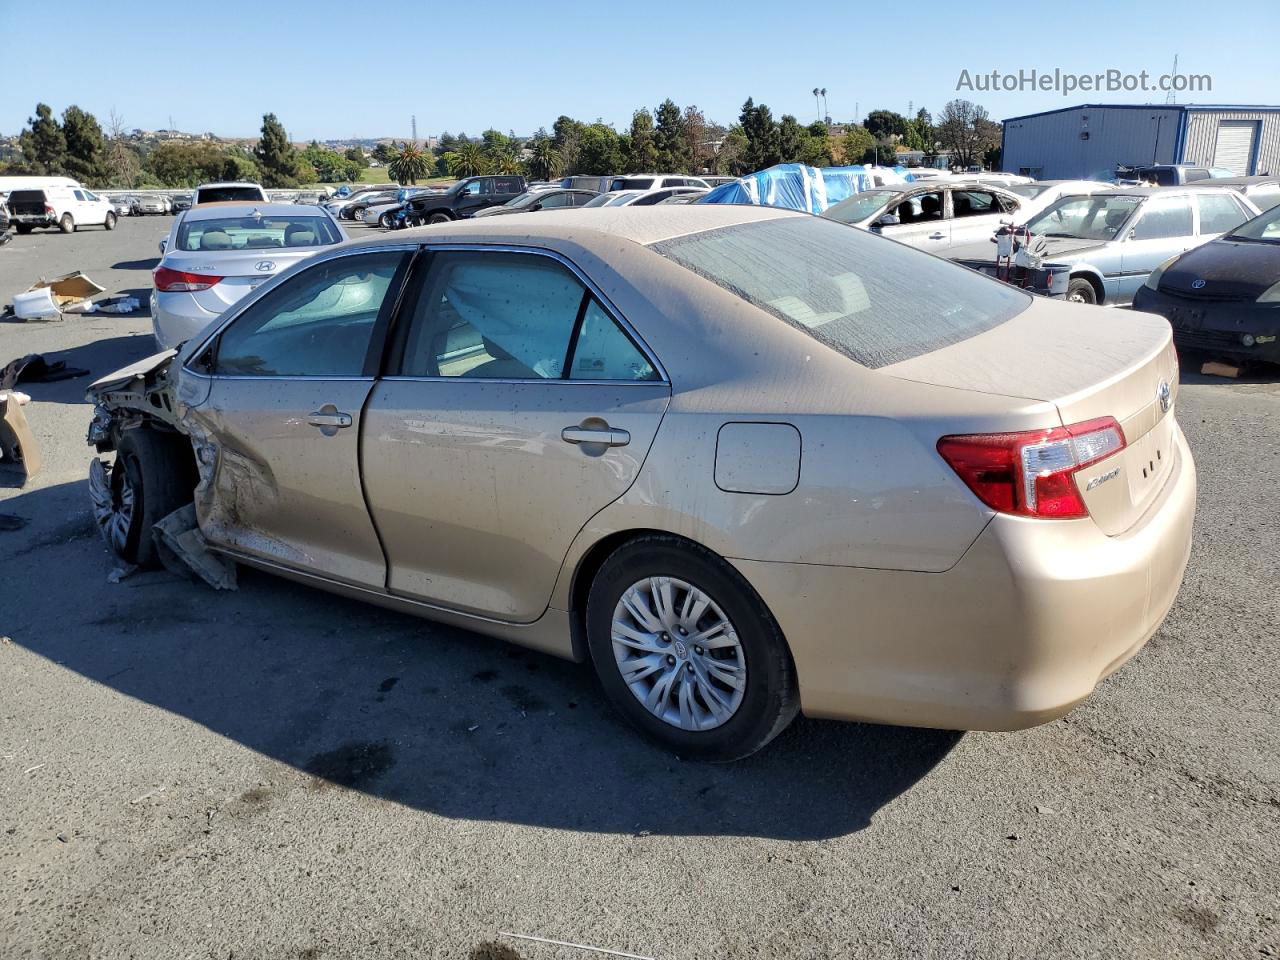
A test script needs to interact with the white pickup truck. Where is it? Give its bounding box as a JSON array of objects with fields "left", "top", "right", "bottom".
[{"left": 0, "top": 176, "right": 116, "bottom": 234}]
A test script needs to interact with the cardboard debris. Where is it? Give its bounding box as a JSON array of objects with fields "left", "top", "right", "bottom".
[
  {"left": 0, "top": 391, "right": 41, "bottom": 482},
  {"left": 11, "top": 271, "right": 106, "bottom": 321},
  {"left": 1201, "top": 361, "right": 1241, "bottom": 379}
]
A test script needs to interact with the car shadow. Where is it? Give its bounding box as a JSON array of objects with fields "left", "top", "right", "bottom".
[
  {"left": 2, "top": 479, "right": 962, "bottom": 841},
  {"left": 3, "top": 333, "right": 158, "bottom": 404},
  {"left": 112, "top": 258, "right": 160, "bottom": 270},
  {"left": 1176, "top": 347, "right": 1279, "bottom": 384}
]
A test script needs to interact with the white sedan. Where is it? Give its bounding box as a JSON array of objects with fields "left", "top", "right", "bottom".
[{"left": 151, "top": 204, "right": 348, "bottom": 349}]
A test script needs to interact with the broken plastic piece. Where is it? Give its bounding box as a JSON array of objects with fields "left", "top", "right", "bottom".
[
  {"left": 152, "top": 504, "right": 238, "bottom": 590},
  {"left": 0, "top": 392, "right": 41, "bottom": 482}
]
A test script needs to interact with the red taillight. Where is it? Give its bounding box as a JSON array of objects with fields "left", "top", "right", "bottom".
[
  {"left": 153, "top": 266, "right": 223, "bottom": 292},
  {"left": 937, "top": 417, "right": 1126, "bottom": 519},
  {"left": 44, "top": 204, "right": 54, "bottom": 215}
]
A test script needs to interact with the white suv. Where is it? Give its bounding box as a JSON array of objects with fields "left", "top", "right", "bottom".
[
  {"left": 1, "top": 177, "right": 116, "bottom": 234},
  {"left": 191, "top": 182, "right": 269, "bottom": 205},
  {"left": 608, "top": 174, "right": 711, "bottom": 192}
]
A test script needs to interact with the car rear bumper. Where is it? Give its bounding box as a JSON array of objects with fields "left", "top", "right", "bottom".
[
  {"left": 731, "top": 423, "right": 1196, "bottom": 731},
  {"left": 152, "top": 292, "right": 222, "bottom": 350},
  {"left": 1133, "top": 285, "right": 1280, "bottom": 362}
]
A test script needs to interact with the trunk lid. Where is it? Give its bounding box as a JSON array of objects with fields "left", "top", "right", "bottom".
[
  {"left": 884, "top": 297, "right": 1180, "bottom": 535},
  {"left": 159, "top": 248, "right": 320, "bottom": 312}
]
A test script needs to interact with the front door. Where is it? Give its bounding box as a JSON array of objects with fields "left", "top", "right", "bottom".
[
  {"left": 879, "top": 189, "right": 951, "bottom": 251},
  {"left": 947, "top": 188, "right": 1016, "bottom": 248},
  {"left": 183, "top": 249, "right": 411, "bottom": 587},
  {"left": 1118, "top": 195, "right": 1196, "bottom": 304},
  {"left": 361, "top": 247, "right": 670, "bottom": 621}
]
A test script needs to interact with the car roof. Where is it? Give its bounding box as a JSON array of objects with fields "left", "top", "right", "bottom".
[
  {"left": 1093, "top": 185, "right": 1244, "bottom": 197},
  {"left": 183, "top": 203, "right": 329, "bottom": 220},
  {"left": 333, "top": 205, "right": 800, "bottom": 249},
  {"left": 195, "top": 181, "right": 264, "bottom": 190},
  {"left": 1198, "top": 176, "right": 1280, "bottom": 186}
]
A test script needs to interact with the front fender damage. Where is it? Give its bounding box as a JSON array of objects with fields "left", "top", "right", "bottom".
[{"left": 85, "top": 351, "right": 237, "bottom": 589}]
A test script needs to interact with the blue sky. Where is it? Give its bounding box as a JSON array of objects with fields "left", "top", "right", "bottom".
[{"left": 4, "top": 0, "right": 1278, "bottom": 140}]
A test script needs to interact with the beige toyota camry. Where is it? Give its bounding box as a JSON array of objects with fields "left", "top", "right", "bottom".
[{"left": 86, "top": 206, "right": 1195, "bottom": 759}]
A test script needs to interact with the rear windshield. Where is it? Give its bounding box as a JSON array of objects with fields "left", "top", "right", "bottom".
[
  {"left": 1009, "top": 183, "right": 1051, "bottom": 199},
  {"left": 651, "top": 216, "right": 1029, "bottom": 369},
  {"left": 175, "top": 215, "right": 342, "bottom": 252},
  {"left": 613, "top": 178, "right": 655, "bottom": 191},
  {"left": 196, "top": 186, "right": 263, "bottom": 203}
]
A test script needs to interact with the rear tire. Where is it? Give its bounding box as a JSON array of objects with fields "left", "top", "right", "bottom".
[
  {"left": 1067, "top": 277, "right": 1098, "bottom": 305},
  {"left": 427, "top": 211, "right": 453, "bottom": 225},
  {"left": 104, "top": 212, "right": 117, "bottom": 231},
  {"left": 379, "top": 212, "right": 393, "bottom": 228},
  {"left": 104, "top": 430, "right": 196, "bottom": 568},
  {"left": 59, "top": 213, "right": 75, "bottom": 234},
  {"left": 585, "top": 535, "right": 799, "bottom": 761},
  {"left": 15, "top": 224, "right": 33, "bottom": 235}
]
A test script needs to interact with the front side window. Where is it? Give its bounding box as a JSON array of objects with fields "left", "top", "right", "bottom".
[
  {"left": 1131, "top": 198, "right": 1194, "bottom": 240},
  {"left": 894, "top": 191, "right": 943, "bottom": 223},
  {"left": 176, "top": 215, "right": 342, "bottom": 252},
  {"left": 213, "top": 251, "right": 404, "bottom": 377},
  {"left": 652, "top": 216, "right": 1029, "bottom": 369},
  {"left": 1196, "top": 193, "right": 1249, "bottom": 234},
  {"left": 538, "top": 192, "right": 572, "bottom": 208}
]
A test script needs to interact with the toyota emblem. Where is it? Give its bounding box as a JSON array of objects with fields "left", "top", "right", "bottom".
[
  {"left": 1157, "top": 379, "right": 1172, "bottom": 414},
  {"left": 254, "top": 260, "right": 275, "bottom": 272},
  {"left": 1191, "top": 278, "right": 1206, "bottom": 289}
]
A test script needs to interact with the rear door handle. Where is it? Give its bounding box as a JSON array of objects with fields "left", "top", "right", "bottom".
[
  {"left": 929, "top": 232, "right": 946, "bottom": 240},
  {"left": 562, "top": 426, "right": 630, "bottom": 447},
  {"left": 307, "top": 411, "right": 352, "bottom": 428}
]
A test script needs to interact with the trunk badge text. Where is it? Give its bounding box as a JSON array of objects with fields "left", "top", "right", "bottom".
[{"left": 1085, "top": 467, "right": 1121, "bottom": 492}]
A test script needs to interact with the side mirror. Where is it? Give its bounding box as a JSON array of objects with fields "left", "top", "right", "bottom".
[
  {"left": 871, "top": 213, "right": 900, "bottom": 233},
  {"left": 530, "top": 202, "right": 542, "bottom": 212}
]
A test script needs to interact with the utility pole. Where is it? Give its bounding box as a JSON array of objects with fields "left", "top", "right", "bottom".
[
  {"left": 1165, "top": 54, "right": 1178, "bottom": 105},
  {"left": 411, "top": 115, "right": 418, "bottom": 146}
]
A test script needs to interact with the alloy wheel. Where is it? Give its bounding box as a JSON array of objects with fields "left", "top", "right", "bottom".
[{"left": 610, "top": 576, "right": 747, "bottom": 731}]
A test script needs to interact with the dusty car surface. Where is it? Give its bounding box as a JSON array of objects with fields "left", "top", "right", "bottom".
[{"left": 85, "top": 207, "right": 1196, "bottom": 759}]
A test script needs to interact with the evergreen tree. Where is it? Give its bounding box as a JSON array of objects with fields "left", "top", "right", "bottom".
[
  {"left": 626, "top": 109, "right": 659, "bottom": 173},
  {"left": 777, "top": 115, "right": 805, "bottom": 163},
  {"left": 19, "top": 103, "right": 67, "bottom": 175},
  {"left": 253, "top": 113, "right": 301, "bottom": 187},
  {"left": 653, "top": 99, "right": 690, "bottom": 172}
]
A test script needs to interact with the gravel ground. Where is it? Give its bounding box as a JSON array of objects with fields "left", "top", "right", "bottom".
[{"left": 1, "top": 216, "right": 1277, "bottom": 960}]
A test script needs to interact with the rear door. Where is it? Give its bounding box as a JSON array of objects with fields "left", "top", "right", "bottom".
[
  {"left": 947, "top": 188, "right": 1016, "bottom": 248},
  {"left": 182, "top": 249, "right": 412, "bottom": 587},
  {"left": 361, "top": 246, "right": 670, "bottom": 621}
]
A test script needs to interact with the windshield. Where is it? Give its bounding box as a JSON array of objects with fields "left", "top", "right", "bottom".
[
  {"left": 196, "top": 186, "right": 263, "bottom": 203},
  {"left": 1025, "top": 194, "right": 1141, "bottom": 241},
  {"left": 1009, "top": 183, "right": 1051, "bottom": 199},
  {"left": 175, "top": 215, "right": 342, "bottom": 252},
  {"left": 652, "top": 216, "right": 1029, "bottom": 369},
  {"left": 821, "top": 190, "right": 898, "bottom": 225},
  {"left": 1227, "top": 204, "right": 1280, "bottom": 242},
  {"left": 505, "top": 192, "right": 542, "bottom": 208}
]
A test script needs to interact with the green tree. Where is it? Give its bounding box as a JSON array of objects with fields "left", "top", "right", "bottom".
[
  {"left": 739, "top": 98, "right": 781, "bottom": 170},
  {"left": 653, "top": 99, "right": 690, "bottom": 172},
  {"left": 552, "top": 116, "right": 586, "bottom": 174},
  {"left": 576, "top": 124, "right": 624, "bottom": 175},
  {"left": 389, "top": 142, "right": 434, "bottom": 184},
  {"left": 525, "top": 137, "right": 563, "bottom": 180},
  {"left": 372, "top": 142, "right": 397, "bottom": 164},
  {"left": 18, "top": 103, "right": 66, "bottom": 175},
  {"left": 221, "top": 150, "right": 262, "bottom": 183},
  {"left": 60, "top": 106, "right": 108, "bottom": 184},
  {"left": 936, "top": 99, "right": 1000, "bottom": 170},
  {"left": 777, "top": 114, "right": 805, "bottom": 163},
  {"left": 344, "top": 146, "right": 368, "bottom": 170},
  {"left": 864, "top": 109, "right": 908, "bottom": 140},
  {"left": 684, "top": 106, "right": 711, "bottom": 173},
  {"left": 254, "top": 113, "right": 301, "bottom": 187},
  {"left": 626, "top": 109, "right": 659, "bottom": 173},
  {"left": 839, "top": 125, "right": 875, "bottom": 165},
  {"left": 445, "top": 142, "right": 488, "bottom": 179}
]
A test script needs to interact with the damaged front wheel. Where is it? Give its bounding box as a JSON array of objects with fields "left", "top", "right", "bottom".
[{"left": 90, "top": 429, "right": 195, "bottom": 567}]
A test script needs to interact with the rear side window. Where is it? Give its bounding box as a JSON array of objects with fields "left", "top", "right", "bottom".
[
  {"left": 1132, "top": 199, "right": 1194, "bottom": 240},
  {"left": 651, "top": 216, "right": 1030, "bottom": 369},
  {"left": 1196, "top": 193, "right": 1249, "bottom": 234}
]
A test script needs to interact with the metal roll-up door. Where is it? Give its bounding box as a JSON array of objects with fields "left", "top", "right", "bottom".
[{"left": 1213, "top": 120, "right": 1257, "bottom": 175}]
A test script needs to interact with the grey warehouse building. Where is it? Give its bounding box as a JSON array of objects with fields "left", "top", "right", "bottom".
[{"left": 1001, "top": 103, "right": 1280, "bottom": 180}]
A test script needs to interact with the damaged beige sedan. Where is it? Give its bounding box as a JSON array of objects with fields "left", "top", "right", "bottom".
[{"left": 86, "top": 207, "right": 1196, "bottom": 759}]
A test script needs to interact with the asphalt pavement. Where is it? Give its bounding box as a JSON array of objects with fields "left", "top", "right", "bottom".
[{"left": 1, "top": 215, "right": 1277, "bottom": 960}]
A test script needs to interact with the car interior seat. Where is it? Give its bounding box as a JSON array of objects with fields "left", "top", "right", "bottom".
[
  {"left": 199, "top": 230, "right": 232, "bottom": 250},
  {"left": 920, "top": 194, "right": 943, "bottom": 220}
]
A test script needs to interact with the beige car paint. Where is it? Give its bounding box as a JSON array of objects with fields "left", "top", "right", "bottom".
[{"left": 90, "top": 206, "right": 1196, "bottom": 733}]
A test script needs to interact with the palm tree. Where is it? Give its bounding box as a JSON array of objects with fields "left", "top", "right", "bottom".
[
  {"left": 447, "top": 142, "right": 489, "bottom": 179},
  {"left": 813, "top": 87, "right": 821, "bottom": 121},
  {"left": 525, "top": 137, "right": 563, "bottom": 181},
  {"left": 490, "top": 142, "right": 523, "bottom": 175},
  {"left": 387, "top": 142, "right": 431, "bottom": 184},
  {"left": 821, "top": 88, "right": 829, "bottom": 122}
]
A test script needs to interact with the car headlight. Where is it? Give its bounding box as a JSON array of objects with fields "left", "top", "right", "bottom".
[
  {"left": 1143, "top": 255, "right": 1180, "bottom": 292},
  {"left": 1258, "top": 280, "right": 1280, "bottom": 303}
]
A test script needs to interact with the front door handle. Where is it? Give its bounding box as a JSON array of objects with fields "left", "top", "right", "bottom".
[
  {"left": 307, "top": 410, "right": 352, "bottom": 429},
  {"left": 929, "top": 232, "right": 946, "bottom": 240},
  {"left": 562, "top": 426, "right": 630, "bottom": 447}
]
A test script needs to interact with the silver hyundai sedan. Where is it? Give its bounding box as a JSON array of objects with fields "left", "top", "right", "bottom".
[
  {"left": 87, "top": 207, "right": 1195, "bottom": 759},
  {"left": 152, "top": 204, "right": 348, "bottom": 348}
]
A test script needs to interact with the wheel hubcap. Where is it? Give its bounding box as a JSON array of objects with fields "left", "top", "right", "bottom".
[
  {"left": 89, "top": 458, "right": 134, "bottom": 553},
  {"left": 611, "top": 576, "right": 746, "bottom": 731}
]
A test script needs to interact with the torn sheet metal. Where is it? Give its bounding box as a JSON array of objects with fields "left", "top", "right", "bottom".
[
  {"left": 0, "top": 391, "right": 41, "bottom": 482},
  {"left": 153, "top": 504, "right": 238, "bottom": 590}
]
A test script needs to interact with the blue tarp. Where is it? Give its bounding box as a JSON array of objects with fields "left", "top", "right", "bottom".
[{"left": 700, "top": 163, "right": 914, "bottom": 214}]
